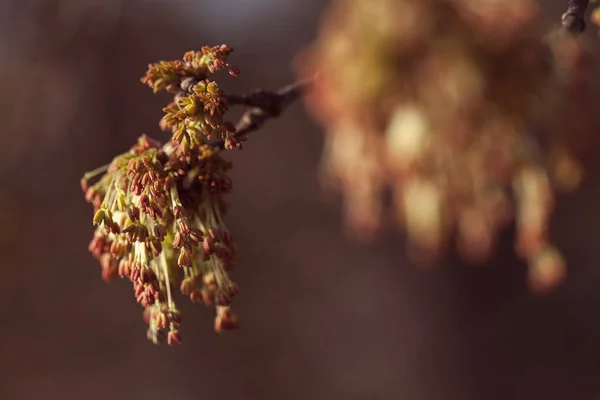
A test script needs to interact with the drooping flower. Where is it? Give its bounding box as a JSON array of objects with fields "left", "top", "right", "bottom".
[
  {"left": 82, "top": 46, "right": 241, "bottom": 344},
  {"left": 297, "top": 0, "right": 596, "bottom": 291}
]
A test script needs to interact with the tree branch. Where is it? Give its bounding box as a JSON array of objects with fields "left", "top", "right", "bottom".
[
  {"left": 562, "top": 0, "right": 589, "bottom": 34},
  {"left": 210, "top": 78, "right": 312, "bottom": 150}
]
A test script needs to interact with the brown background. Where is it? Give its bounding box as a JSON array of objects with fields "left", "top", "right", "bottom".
[{"left": 1, "top": 1, "right": 600, "bottom": 399}]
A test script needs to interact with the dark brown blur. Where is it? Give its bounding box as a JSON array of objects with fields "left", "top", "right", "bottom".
[{"left": 1, "top": 1, "right": 600, "bottom": 399}]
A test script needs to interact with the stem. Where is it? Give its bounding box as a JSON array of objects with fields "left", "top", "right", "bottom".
[
  {"left": 210, "top": 78, "right": 313, "bottom": 149},
  {"left": 83, "top": 164, "right": 109, "bottom": 180},
  {"left": 169, "top": 185, "right": 182, "bottom": 208},
  {"left": 160, "top": 251, "right": 174, "bottom": 309},
  {"left": 562, "top": 0, "right": 589, "bottom": 34}
]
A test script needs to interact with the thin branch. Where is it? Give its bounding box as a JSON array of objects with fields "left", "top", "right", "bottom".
[
  {"left": 562, "top": 0, "right": 589, "bottom": 34},
  {"left": 210, "top": 78, "right": 312, "bottom": 150}
]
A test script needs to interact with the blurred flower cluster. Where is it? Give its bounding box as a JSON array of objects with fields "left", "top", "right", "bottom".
[
  {"left": 298, "top": 0, "right": 596, "bottom": 293},
  {"left": 82, "top": 45, "right": 241, "bottom": 344}
]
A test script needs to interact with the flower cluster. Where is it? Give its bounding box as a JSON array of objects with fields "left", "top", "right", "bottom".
[
  {"left": 298, "top": 0, "right": 596, "bottom": 293},
  {"left": 82, "top": 45, "right": 241, "bottom": 344}
]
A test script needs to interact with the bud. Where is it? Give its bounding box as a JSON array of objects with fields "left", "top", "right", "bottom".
[
  {"left": 173, "top": 205, "right": 190, "bottom": 219},
  {"left": 154, "top": 224, "right": 167, "bottom": 240},
  {"left": 155, "top": 312, "right": 168, "bottom": 329},
  {"left": 167, "top": 329, "right": 182, "bottom": 345},
  {"left": 177, "top": 218, "right": 191, "bottom": 235},
  {"left": 527, "top": 246, "right": 567, "bottom": 295},
  {"left": 93, "top": 209, "right": 105, "bottom": 226},
  {"left": 118, "top": 259, "right": 131, "bottom": 278},
  {"left": 128, "top": 205, "right": 140, "bottom": 221},
  {"left": 180, "top": 278, "right": 194, "bottom": 295},
  {"left": 215, "top": 307, "right": 239, "bottom": 332},
  {"left": 169, "top": 309, "right": 183, "bottom": 326},
  {"left": 177, "top": 250, "right": 192, "bottom": 267}
]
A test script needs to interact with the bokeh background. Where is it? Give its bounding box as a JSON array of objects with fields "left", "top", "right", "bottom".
[{"left": 1, "top": 1, "right": 600, "bottom": 399}]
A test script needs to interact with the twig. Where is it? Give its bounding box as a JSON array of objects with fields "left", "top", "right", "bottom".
[
  {"left": 210, "top": 78, "right": 312, "bottom": 150},
  {"left": 562, "top": 0, "right": 589, "bottom": 34}
]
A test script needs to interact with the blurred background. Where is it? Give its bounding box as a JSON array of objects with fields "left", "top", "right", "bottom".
[{"left": 1, "top": 1, "right": 600, "bottom": 399}]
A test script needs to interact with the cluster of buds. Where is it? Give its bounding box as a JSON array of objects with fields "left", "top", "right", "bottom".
[
  {"left": 298, "top": 0, "right": 596, "bottom": 293},
  {"left": 82, "top": 45, "right": 242, "bottom": 344},
  {"left": 148, "top": 46, "right": 242, "bottom": 158}
]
